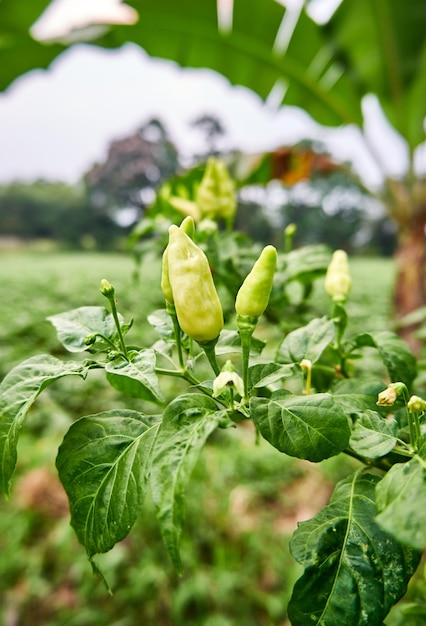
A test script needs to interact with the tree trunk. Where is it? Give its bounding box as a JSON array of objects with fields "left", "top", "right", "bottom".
[{"left": 390, "top": 184, "right": 426, "bottom": 355}]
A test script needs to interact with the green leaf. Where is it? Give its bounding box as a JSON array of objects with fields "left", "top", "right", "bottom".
[
  {"left": 349, "top": 410, "right": 398, "bottom": 459},
  {"left": 288, "top": 471, "right": 421, "bottom": 626},
  {"left": 105, "top": 349, "right": 164, "bottom": 403},
  {"left": 355, "top": 331, "right": 417, "bottom": 388},
  {"left": 48, "top": 306, "right": 125, "bottom": 353},
  {"left": 94, "top": 0, "right": 363, "bottom": 127},
  {"left": 0, "top": 355, "right": 88, "bottom": 497},
  {"left": 147, "top": 309, "right": 174, "bottom": 341},
  {"left": 250, "top": 392, "right": 350, "bottom": 462},
  {"left": 332, "top": 378, "right": 387, "bottom": 414},
  {"left": 56, "top": 409, "right": 161, "bottom": 556},
  {"left": 276, "top": 317, "right": 335, "bottom": 365},
  {"left": 282, "top": 244, "right": 330, "bottom": 283},
  {"left": 3, "top": 1, "right": 426, "bottom": 152},
  {"left": 326, "top": 0, "right": 426, "bottom": 148},
  {"left": 150, "top": 393, "right": 221, "bottom": 571},
  {"left": 248, "top": 362, "right": 296, "bottom": 391},
  {"left": 0, "top": 0, "right": 66, "bottom": 91},
  {"left": 375, "top": 444, "right": 426, "bottom": 551}
]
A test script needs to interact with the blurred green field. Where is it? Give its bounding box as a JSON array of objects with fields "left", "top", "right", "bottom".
[
  {"left": 0, "top": 250, "right": 396, "bottom": 372},
  {"left": 0, "top": 249, "right": 422, "bottom": 626},
  {"left": 0, "top": 250, "right": 163, "bottom": 373}
]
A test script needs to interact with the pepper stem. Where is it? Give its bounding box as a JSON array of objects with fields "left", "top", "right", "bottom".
[
  {"left": 237, "top": 314, "right": 258, "bottom": 400},
  {"left": 167, "top": 303, "right": 185, "bottom": 368},
  {"left": 110, "top": 301, "right": 128, "bottom": 359},
  {"left": 240, "top": 327, "right": 254, "bottom": 400},
  {"left": 199, "top": 338, "right": 220, "bottom": 376},
  {"left": 406, "top": 399, "right": 423, "bottom": 452}
]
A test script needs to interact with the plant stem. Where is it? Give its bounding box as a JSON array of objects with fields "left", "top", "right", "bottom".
[
  {"left": 239, "top": 329, "right": 253, "bottom": 400},
  {"left": 343, "top": 448, "right": 390, "bottom": 472},
  {"left": 200, "top": 338, "right": 220, "bottom": 376},
  {"left": 103, "top": 293, "right": 129, "bottom": 359},
  {"left": 407, "top": 406, "right": 422, "bottom": 452},
  {"left": 155, "top": 366, "right": 199, "bottom": 386},
  {"left": 89, "top": 333, "right": 119, "bottom": 352}
]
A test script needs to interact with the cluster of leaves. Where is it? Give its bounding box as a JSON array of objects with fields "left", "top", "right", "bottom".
[{"left": 1, "top": 217, "right": 425, "bottom": 626}]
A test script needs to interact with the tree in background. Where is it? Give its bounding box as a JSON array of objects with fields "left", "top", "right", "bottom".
[
  {"left": 189, "top": 114, "right": 226, "bottom": 159},
  {"left": 0, "top": 181, "right": 119, "bottom": 249},
  {"left": 85, "top": 118, "right": 179, "bottom": 223}
]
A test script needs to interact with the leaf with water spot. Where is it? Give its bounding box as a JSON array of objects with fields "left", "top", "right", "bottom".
[
  {"left": 288, "top": 471, "right": 421, "bottom": 626},
  {"left": 349, "top": 410, "right": 398, "bottom": 458},
  {"left": 355, "top": 331, "right": 416, "bottom": 388},
  {"left": 375, "top": 444, "right": 426, "bottom": 550}
]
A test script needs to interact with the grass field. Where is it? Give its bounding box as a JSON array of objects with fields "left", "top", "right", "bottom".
[{"left": 0, "top": 249, "right": 421, "bottom": 626}]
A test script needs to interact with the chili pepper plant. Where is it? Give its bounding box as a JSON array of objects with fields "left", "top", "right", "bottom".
[{"left": 0, "top": 160, "right": 425, "bottom": 626}]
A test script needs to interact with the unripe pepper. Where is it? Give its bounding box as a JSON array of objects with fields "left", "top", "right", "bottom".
[
  {"left": 324, "top": 250, "right": 352, "bottom": 303},
  {"left": 179, "top": 215, "right": 195, "bottom": 239},
  {"left": 235, "top": 245, "right": 277, "bottom": 399},
  {"left": 235, "top": 245, "right": 277, "bottom": 320},
  {"left": 196, "top": 157, "right": 237, "bottom": 221},
  {"left": 160, "top": 245, "right": 174, "bottom": 307},
  {"left": 161, "top": 185, "right": 201, "bottom": 222},
  {"left": 167, "top": 225, "right": 224, "bottom": 343},
  {"left": 161, "top": 216, "right": 195, "bottom": 307}
]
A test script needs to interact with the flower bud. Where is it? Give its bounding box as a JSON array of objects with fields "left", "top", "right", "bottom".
[
  {"left": 376, "top": 382, "right": 407, "bottom": 407},
  {"left": 407, "top": 395, "right": 426, "bottom": 412},
  {"left": 324, "top": 250, "right": 352, "bottom": 303},
  {"left": 285, "top": 223, "right": 297, "bottom": 237},
  {"left": 100, "top": 278, "right": 115, "bottom": 298},
  {"left": 377, "top": 387, "right": 398, "bottom": 406}
]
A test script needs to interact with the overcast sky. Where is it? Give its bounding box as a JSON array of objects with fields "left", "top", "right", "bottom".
[{"left": 0, "top": 0, "right": 420, "bottom": 188}]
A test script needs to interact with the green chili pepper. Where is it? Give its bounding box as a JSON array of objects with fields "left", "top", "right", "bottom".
[
  {"left": 324, "top": 250, "right": 352, "bottom": 303},
  {"left": 167, "top": 225, "right": 224, "bottom": 343},
  {"left": 161, "top": 217, "right": 195, "bottom": 307},
  {"left": 161, "top": 245, "right": 174, "bottom": 307},
  {"left": 235, "top": 245, "right": 277, "bottom": 321},
  {"left": 161, "top": 184, "right": 201, "bottom": 222},
  {"left": 179, "top": 215, "right": 195, "bottom": 238},
  {"left": 196, "top": 157, "right": 237, "bottom": 222}
]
